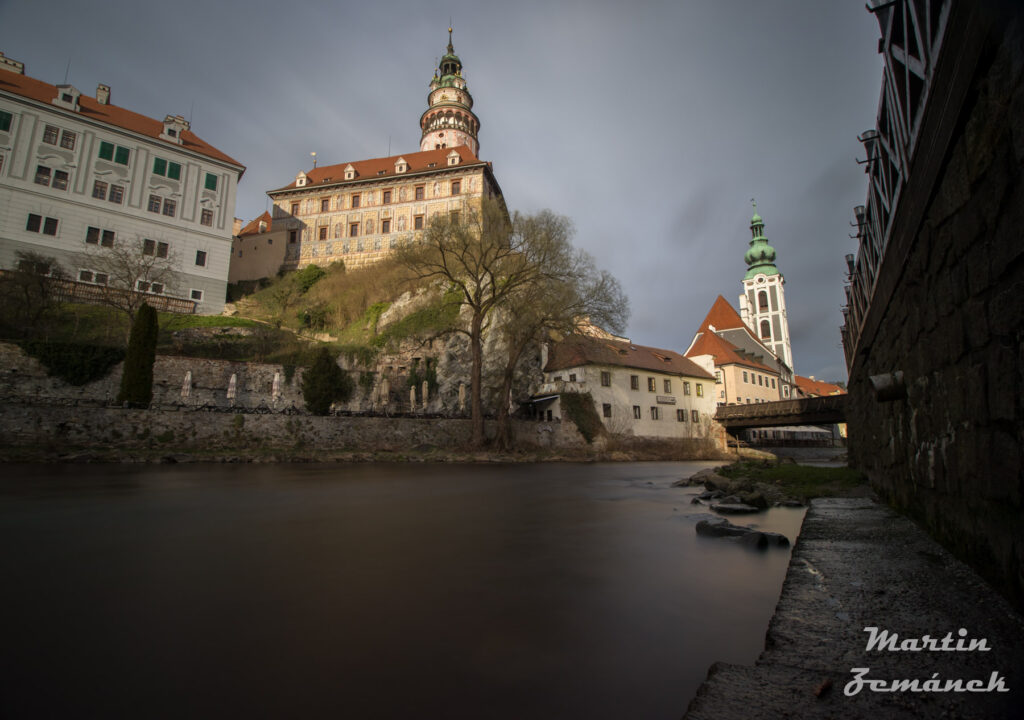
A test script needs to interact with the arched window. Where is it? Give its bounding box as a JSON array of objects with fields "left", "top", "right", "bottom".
[
  {"left": 758, "top": 291, "right": 769, "bottom": 311},
  {"left": 760, "top": 320, "right": 771, "bottom": 339}
]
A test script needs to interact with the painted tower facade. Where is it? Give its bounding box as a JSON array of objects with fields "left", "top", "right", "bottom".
[
  {"left": 738, "top": 205, "right": 793, "bottom": 371},
  {"left": 419, "top": 29, "right": 480, "bottom": 155}
]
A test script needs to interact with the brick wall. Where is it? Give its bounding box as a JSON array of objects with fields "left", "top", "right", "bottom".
[{"left": 847, "top": 9, "right": 1024, "bottom": 609}]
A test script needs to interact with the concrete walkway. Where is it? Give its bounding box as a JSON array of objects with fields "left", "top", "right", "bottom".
[{"left": 684, "top": 498, "right": 1024, "bottom": 719}]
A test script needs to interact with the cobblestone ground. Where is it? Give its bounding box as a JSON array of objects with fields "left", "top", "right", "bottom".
[{"left": 684, "top": 498, "right": 1024, "bottom": 720}]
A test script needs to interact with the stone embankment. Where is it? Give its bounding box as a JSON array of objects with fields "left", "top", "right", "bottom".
[{"left": 684, "top": 498, "right": 1024, "bottom": 719}]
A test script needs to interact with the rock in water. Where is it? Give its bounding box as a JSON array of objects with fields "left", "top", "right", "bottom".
[{"left": 711, "top": 503, "right": 761, "bottom": 514}]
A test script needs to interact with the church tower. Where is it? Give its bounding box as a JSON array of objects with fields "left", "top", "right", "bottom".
[
  {"left": 420, "top": 28, "right": 480, "bottom": 155},
  {"left": 738, "top": 203, "right": 793, "bottom": 371}
]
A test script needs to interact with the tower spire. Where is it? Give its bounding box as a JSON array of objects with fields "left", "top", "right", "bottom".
[
  {"left": 738, "top": 203, "right": 793, "bottom": 372},
  {"left": 420, "top": 28, "right": 480, "bottom": 155}
]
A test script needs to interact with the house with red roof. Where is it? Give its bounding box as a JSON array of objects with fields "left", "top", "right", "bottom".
[
  {"left": 531, "top": 334, "right": 718, "bottom": 440},
  {"left": 228, "top": 212, "right": 289, "bottom": 283},
  {"left": 262, "top": 30, "right": 502, "bottom": 273},
  {"left": 0, "top": 51, "right": 245, "bottom": 313},
  {"left": 684, "top": 295, "right": 796, "bottom": 405}
]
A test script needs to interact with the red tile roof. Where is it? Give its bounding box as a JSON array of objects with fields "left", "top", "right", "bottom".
[
  {"left": 691, "top": 294, "right": 779, "bottom": 362},
  {"left": 685, "top": 329, "right": 778, "bottom": 374},
  {"left": 237, "top": 211, "right": 272, "bottom": 237},
  {"left": 546, "top": 335, "right": 714, "bottom": 379},
  {"left": 0, "top": 69, "right": 243, "bottom": 168},
  {"left": 270, "top": 146, "right": 486, "bottom": 192},
  {"left": 795, "top": 375, "right": 845, "bottom": 397}
]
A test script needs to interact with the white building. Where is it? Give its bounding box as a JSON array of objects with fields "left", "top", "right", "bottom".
[
  {"left": 737, "top": 205, "right": 793, "bottom": 371},
  {"left": 0, "top": 52, "right": 244, "bottom": 313},
  {"left": 531, "top": 335, "right": 717, "bottom": 440}
]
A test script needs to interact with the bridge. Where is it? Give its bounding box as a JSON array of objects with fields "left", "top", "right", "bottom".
[{"left": 714, "top": 395, "right": 847, "bottom": 430}]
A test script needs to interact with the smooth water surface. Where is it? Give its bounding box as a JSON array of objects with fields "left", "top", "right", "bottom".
[{"left": 0, "top": 462, "right": 804, "bottom": 719}]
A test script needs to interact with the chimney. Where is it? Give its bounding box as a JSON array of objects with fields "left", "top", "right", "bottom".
[
  {"left": 0, "top": 52, "right": 25, "bottom": 75},
  {"left": 96, "top": 84, "right": 110, "bottom": 105},
  {"left": 232, "top": 218, "right": 243, "bottom": 235}
]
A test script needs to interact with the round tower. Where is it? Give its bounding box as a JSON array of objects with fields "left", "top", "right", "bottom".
[
  {"left": 420, "top": 28, "right": 480, "bottom": 155},
  {"left": 739, "top": 202, "right": 794, "bottom": 372}
]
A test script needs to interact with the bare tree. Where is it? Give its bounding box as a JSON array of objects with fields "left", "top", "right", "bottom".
[
  {"left": 396, "top": 197, "right": 565, "bottom": 446},
  {"left": 491, "top": 213, "right": 629, "bottom": 449},
  {"left": 76, "top": 236, "right": 180, "bottom": 328}
]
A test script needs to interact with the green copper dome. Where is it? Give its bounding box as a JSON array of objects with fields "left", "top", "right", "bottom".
[{"left": 744, "top": 204, "right": 780, "bottom": 279}]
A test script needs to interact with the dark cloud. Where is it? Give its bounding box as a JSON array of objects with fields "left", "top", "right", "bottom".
[{"left": 1, "top": 0, "right": 884, "bottom": 380}]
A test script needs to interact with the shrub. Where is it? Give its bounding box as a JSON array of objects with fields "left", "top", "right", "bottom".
[
  {"left": 301, "top": 347, "right": 354, "bottom": 415},
  {"left": 560, "top": 392, "right": 605, "bottom": 444},
  {"left": 117, "top": 304, "right": 159, "bottom": 406},
  {"left": 18, "top": 340, "right": 124, "bottom": 386},
  {"left": 295, "top": 264, "right": 326, "bottom": 293}
]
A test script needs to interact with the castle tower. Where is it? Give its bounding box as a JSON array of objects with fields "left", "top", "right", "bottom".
[
  {"left": 420, "top": 28, "right": 480, "bottom": 155},
  {"left": 738, "top": 202, "right": 793, "bottom": 370}
]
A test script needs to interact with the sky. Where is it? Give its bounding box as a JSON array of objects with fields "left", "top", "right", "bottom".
[{"left": 0, "top": 0, "right": 883, "bottom": 382}]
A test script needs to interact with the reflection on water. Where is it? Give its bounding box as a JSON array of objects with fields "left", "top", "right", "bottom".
[{"left": 0, "top": 462, "right": 804, "bottom": 719}]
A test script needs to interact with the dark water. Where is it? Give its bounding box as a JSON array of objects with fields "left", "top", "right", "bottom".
[{"left": 0, "top": 462, "right": 804, "bottom": 719}]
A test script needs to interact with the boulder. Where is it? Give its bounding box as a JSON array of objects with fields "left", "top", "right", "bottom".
[
  {"left": 740, "top": 492, "right": 769, "bottom": 509},
  {"left": 711, "top": 503, "right": 761, "bottom": 514},
  {"left": 697, "top": 489, "right": 724, "bottom": 501},
  {"left": 695, "top": 517, "right": 790, "bottom": 548}
]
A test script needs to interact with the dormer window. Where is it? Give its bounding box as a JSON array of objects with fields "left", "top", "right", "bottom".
[
  {"left": 160, "top": 115, "right": 189, "bottom": 144},
  {"left": 52, "top": 84, "right": 80, "bottom": 111},
  {"left": 377, "top": 170, "right": 385, "bottom": 176},
  {"left": 295, "top": 171, "right": 307, "bottom": 188},
  {"left": 344, "top": 164, "right": 356, "bottom": 180},
  {"left": 395, "top": 158, "right": 408, "bottom": 173},
  {"left": 447, "top": 150, "right": 461, "bottom": 166}
]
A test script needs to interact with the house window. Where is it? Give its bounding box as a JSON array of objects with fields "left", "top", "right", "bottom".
[
  {"left": 136, "top": 280, "right": 150, "bottom": 292},
  {"left": 647, "top": 377, "right": 655, "bottom": 392},
  {"left": 51, "top": 170, "right": 69, "bottom": 190},
  {"left": 42, "top": 125, "right": 59, "bottom": 144},
  {"left": 381, "top": 219, "right": 391, "bottom": 234},
  {"left": 109, "top": 185, "right": 124, "bottom": 204},
  {"left": 143, "top": 239, "right": 169, "bottom": 257},
  {"left": 771, "top": 378, "right": 776, "bottom": 389},
  {"left": 760, "top": 320, "right": 771, "bottom": 339},
  {"left": 0, "top": 110, "right": 12, "bottom": 132},
  {"left": 758, "top": 291, "right": 769, "bottom": 311},
  {"left": 152, "top": 158, "right": 181, "bottom": 180},
  {"left": 290, "top": 202, "right": 299, "bottom": 215},
  {"left": 319, "top": 226, "right": 328, "bottom": 241},
  {"left": 683, "top": 381, "right": 691, "bottom": 395},
  {"left": 351, "top": 194, "right": 360, "bottom": 208},
  {"left": 715, "top": 370, "right": 722, "bottom": 384},
  {"left": 382, "top": 190, "right": 392, "bottom": 204},
  {"left": 602, "top": 403, "right": 612, "bottom": 418},
  {"left": 449, "top": 210, "right": 460, "bottom": 224},
  {"left": 758, "top": 375, "right": 763, "bottom": 386},
  {"left": 42, "top": 217, "right": 58, "bottom": 235},
  {"left": 86, "top": 227, "right": 115, "bottom": 247},
  {"left": 632, "top": 405, "right": 641, "bottom": 419},
  {"left": 92, "top": 180, "right": 108, "bottom": 199},
  {"left": 650, "top": 407, "right": 660, "bottom": 420},
  {"left": 321, "top": 198, "right": 329, "bottom": 212},
  {"left": 414, "top": 215, "right": 424, "bottom": 230},
  {"left": 677, "top": 409, "right": 687, "bottom": 422},
  {"left": 349, "top": 223, "right": 359, "bottom": 237},
  {"left": 162, "top": 199, "right": 176, "bottom": 217},
  {"left": 630, "top": 375, "right": 639, "bottom": 390},
  {"left": 148, "top": 195, "right": 162, "bottom": 213},
  {"left": 415, "top": 185, "right": 425, "bottom": 200},
  {"left": 201, "top": 209, "right": 213, "bottom": 226},
  {"left": 663, "top": 379, "right": 672, "bottom": 393},
  {"left": 195, "top": 250, "right": 207, "bottom": 267},
  {"left": 60, "top": 130, "right": 76, "bottom": 150},
  {"left": 451, "top": 180, "right": 460, "bottom": 195},
  {"left": 600, "top": 371, "right": 611, "bottom": 387},
  {"left": 191, "top": 289, "right": 203, "bottom": 301},
  {"left": 34, "top": 165, "right": 51, "bottom": 186},
  {"left": 696, "top": 383, "right": 704, "bottom": 397},
  {"left": 691, "top": 410, "right": 699, "bottom": 423},
  {"left": 204, "top": 173, "right": 218, "bottom": 191},
  {"left": 98, "top": 141, "right": 130, "bottom": 165},
  {"left": 743, "top": 371, "right": 748, "bottom": 383},
  {"left": 289, "top": 230, "right": 297, "bottom": 244},
  {"left": 26, "top": 214, "right": 42, "bottom": 232}
]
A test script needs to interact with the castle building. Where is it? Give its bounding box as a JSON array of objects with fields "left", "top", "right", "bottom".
[
  {"left": 737, "top": 205, "right": 793, "bottom": 371},
  {"left": 0, "top": 51, "right": 244, "bottom": 314},
  {"left": 263, "top": 30, "right": 501, "bottom": 272}
]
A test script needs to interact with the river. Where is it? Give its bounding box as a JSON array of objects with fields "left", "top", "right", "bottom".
[{"left": 0, "top": 462, "right": 804, "bottom": 719}]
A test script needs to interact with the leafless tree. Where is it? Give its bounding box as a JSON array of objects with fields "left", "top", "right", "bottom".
[{"left": 0, "top": 251, "right": 67, "bottom": 337}]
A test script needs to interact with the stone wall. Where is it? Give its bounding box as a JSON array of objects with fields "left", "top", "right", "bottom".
[{"left": 847, "top": 9, "right": 1024, "bottom": 609}]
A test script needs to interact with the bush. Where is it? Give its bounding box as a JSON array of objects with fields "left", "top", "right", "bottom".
[
  {"left": 18, "top": 340, "right": 125, "bottom": 386},
  {"left": 295, "top": 264, "right": 326, "bottom": 293},
  {"left": 560, "top": 392, "right": 605, "bottom": 444},
  {"left": 301, "top": 346, "right": 354, "bottom": 415},
  {"left": 118, "top": 304, "right": 159, "bottom": 406}
]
